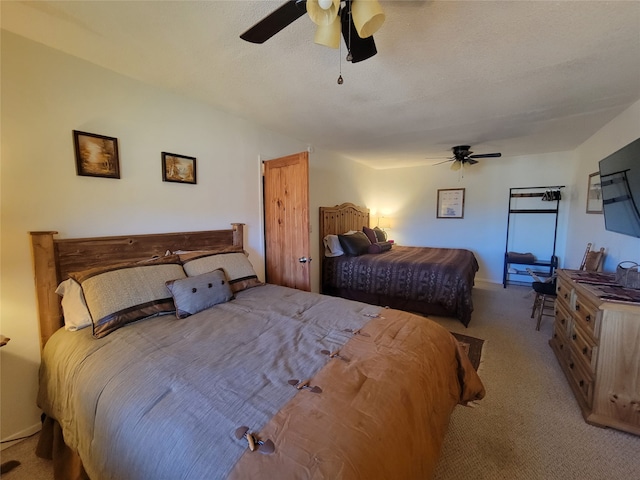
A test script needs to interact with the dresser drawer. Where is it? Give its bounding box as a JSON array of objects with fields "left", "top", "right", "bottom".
[
  {"left": 568, "top": 321, "right": 598, "bottom": 374},
  {"left": 555, "top": 302, "right": 572, "bottom": 335},
  {"left": 551, "top": 318, "right": 569, "bottom": 357},
  {"left": 573, "top": 294, "right": 600, "bottom": 340},
  {"left": 556, "top": 277, "right": 572, "bottom": 310},
  {"left": 565, "top": 350, "right": 595, "bottom": 408}
]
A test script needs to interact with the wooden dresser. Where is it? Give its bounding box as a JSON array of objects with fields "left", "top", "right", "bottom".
[{"left": 550, "top": 269, "right": 640, "bottom": 435}]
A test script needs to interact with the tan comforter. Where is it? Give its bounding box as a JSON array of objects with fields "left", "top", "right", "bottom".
[{"left": 229, "top": 308, "right": 484, "bottom": 479}]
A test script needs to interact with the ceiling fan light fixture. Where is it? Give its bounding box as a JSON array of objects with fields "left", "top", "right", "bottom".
[
  {"left": 307, "top": 0, "right": 341, "bottom": 26},
  {"left": 352, "top": 0, "right": 386, "bottom": 38},
  {"left": 451, "top": 160, "right": 462, "bottom": 171},
  {"left": 314, "top": 14, "right": 342, "bottom": 48}
]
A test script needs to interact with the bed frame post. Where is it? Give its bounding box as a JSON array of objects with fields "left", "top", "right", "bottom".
[
  {"left": 30, "top": 231, "right": 63, "bottom": 349},
  {"left": 231, "top": 223, "right": 244, "bottom": 249}
]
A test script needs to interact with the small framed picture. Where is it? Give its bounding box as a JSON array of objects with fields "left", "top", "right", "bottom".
[
  {"left": 73, "top": 130, "right": 120, "bottom": 179},
  {"left": 437, "top": 188, "right": 465, "bottom": 219},
  {"left": 162, "top": 152, "right": 197, "bottom": 184},
  {"left": 586, "top": 171, "right": 603, "bottom": 214}
]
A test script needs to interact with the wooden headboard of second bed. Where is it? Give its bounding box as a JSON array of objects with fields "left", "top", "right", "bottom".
[
  {"left": 318, "top": 202, "right": 370, "bottom": 246},
  {"left": 318, "top": 203, "right": 370, "bottom": 289}
]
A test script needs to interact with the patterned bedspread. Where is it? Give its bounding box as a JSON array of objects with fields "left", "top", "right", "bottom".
[{"left": 322, "top": 245, "right": 479, "bottom": 326}]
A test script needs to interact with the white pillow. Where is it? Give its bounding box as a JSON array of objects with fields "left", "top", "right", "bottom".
[
  {"left": 323, "top": 234, "right": 344, "bottom": 257},
  {"left": 55, "top": 279, "right": 92, "bottom": 331}
]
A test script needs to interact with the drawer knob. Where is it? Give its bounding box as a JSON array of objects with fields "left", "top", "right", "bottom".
[
  {"left": 561, "top": 318, "right": 565, "bottom": 325},
  {"left": 579, "top": 380, "right": 584, "bottom": 387},
  {"left": 585, "top": 315, "right": 591, "bottom": 323},
  {"left": 569, "top": 362, "right": 574, "bottom": 369},
  {"left": 582, "top": 347, "right": 588, "bottom": 355},
  {"left": 575, "top": 304, "right": 581, "bottom": 311},
  {"left": 572, "top": 334, "right": 577, "bottom": 340}
]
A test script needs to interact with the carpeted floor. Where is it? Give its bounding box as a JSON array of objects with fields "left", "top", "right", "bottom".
[
  {"left": 432, "top": 280, "right": 640, "bottom": 480},
  {"left": 2, "top": 280, "right": 638, "bottom": 479}
]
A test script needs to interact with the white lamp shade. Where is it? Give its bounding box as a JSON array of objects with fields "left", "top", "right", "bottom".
[
  {"left": 307, "top": 0, "right": 340, "bottom": 26},
  {"left": 352, "top": 0, "right": 386, "bottom": 38},
  {"left": 314, "top": 14, "right": 341, "bottom": 49},
  {"left": 451, "top": 160, "right": 462, "bottom": 171},
  {"left": 377, "top": 217, "right": 392, "bottom": 229}
]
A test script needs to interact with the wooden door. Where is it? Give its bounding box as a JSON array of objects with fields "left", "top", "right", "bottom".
[{"left": 263, "top": 152, "right": 311, "bottom": 291}]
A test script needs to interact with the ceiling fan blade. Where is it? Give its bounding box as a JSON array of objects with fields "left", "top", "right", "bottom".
[
  {"left": 468, "top": 153, "right": 502, "bottom": 159},
  {"left": 431, "top": 158, "right": 453, "bottom": 166},
  {"left": 240, "top": 0, "right": 307, "bottom": 44},
  {"left": 466, "top": 158, "right": 479, "bottom": 165},
  {"left": 341, "top": 6, "right": 377, "bottom": 63}
]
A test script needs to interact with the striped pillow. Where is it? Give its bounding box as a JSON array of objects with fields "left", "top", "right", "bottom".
[
  {"left": 70, "top": 256, "right": 186, "bottom": 338},
  {"left": 180, "top": 252, "right": 262, "bottom": 293}
]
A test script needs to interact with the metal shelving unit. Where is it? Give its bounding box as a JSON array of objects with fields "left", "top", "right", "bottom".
[{"left": 503, "top": 185, "right": 564, "bottom": 287}]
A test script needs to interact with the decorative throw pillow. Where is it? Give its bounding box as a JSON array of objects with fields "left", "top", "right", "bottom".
[
  {"left": 323, "top": 235, "right": 344, "bottom": 257},
  {"left": 166, "top": 269, "right": 233, "bottom": 319},
  {"left": 362, "top": 226, "right": 378, "bottom": 244},
  {"left": 69, "top": 256, "right": 186, "bottom": 338},
  {"left": 338, "top": 231, "right": 371, "bottom": 256},
  {"left": 373, "top": 227, "right": 387, "bottom": 242},
  {"left": 368, "top": 241, "right": 393, "bottom": 254},
  {"left": 55, "top": 278, "right": 92, "bottom": 331},
  {"left": 181, "top": 252, "right": 263, "bottom": 293}
]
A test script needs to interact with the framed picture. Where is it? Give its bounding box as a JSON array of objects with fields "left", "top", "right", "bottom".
[
  {"left": 162, "top": 152, "right": 197, "bottom": 184},
  {"left": 73, "top": 130, "right": 120, "bottom": 179},
  {"left": 586, "top": 171, "right": 603, "bottom": 214},
  {"left": 437, "top": 188, "right": 465, "bottom": 219}
]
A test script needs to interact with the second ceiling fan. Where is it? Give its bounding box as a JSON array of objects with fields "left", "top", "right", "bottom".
[
  {"left": 433, "top": 145, "right": 502, "bottom": 170},
  {"left": 240, "top": 0, "right": 385, "bottom": 63}
]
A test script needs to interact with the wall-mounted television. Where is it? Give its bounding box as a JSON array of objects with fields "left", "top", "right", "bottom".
[{"left": 598, "top": 137, "right": 640, "bottom": 238}]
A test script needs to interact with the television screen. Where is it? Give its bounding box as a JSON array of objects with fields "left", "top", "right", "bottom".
[{"left": 598, "top": 137, "right": 640, "bottom": 238}]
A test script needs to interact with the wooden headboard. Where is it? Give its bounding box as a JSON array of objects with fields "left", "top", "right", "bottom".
[
  {"left": 30, "top": 224, "right": 244, "bottom": 349},
  {"left": 318, "top": 203, "right": 370, "bottom": 289},
  {"left": 319, "top": 203, "right": 370, "bottom": 243}
]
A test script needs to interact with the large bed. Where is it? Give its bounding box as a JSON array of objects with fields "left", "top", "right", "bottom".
[
  {"left": 30, "top": 224, "right": 485, "bottom": 480},
  {"left": 320, "top": 203, "right": 480, "bottom": 327}
]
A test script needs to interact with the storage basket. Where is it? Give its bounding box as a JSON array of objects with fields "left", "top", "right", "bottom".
[{"left": 616, "top": 261, "right": 640, "bottom": 289}]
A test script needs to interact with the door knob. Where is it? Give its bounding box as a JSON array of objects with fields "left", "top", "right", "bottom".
[{"left": 299, "top": 257, "right": 308, "bottom": 263}]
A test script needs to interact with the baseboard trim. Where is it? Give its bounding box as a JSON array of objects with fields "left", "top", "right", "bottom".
[{"left": 1, "top": 423, "right": 41, "bottom": 451}]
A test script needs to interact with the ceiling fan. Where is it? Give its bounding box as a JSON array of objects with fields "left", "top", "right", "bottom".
[
  {"left": 240, "top": 0, "right": 385, "bottom": 63},
  {"left": 432, "top": 145, "right": 502, "bottom": 170}
]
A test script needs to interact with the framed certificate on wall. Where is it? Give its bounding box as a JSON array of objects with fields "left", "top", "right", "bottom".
[{"left": 437, "top": 188, "right": 465, "bottom": 219}]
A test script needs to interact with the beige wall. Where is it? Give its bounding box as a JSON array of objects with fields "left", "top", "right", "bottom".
[
  {"left": 565, "top": 101, "right": 640, "bottom": 270},
  {"left": 0, "top": 32, "right": 367, "bottom": 444},
  {"left": 365, "top": 151, "right": 576, "bottom": 283}
]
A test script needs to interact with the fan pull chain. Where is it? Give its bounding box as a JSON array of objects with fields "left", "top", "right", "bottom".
[{"left": 337, "top": 31, "right": 344, "bottom": 85}]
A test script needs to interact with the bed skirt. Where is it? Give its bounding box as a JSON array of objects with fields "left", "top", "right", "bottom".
[{"left": 322, "top": 286, "right": 462, "bottom": 323}]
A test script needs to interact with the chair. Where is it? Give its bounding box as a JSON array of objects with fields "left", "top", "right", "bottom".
[{"left": 530, "top": 243, "right": 605, "bottom": 331}]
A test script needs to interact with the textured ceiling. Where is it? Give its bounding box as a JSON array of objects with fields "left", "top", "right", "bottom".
[{"left": 2, "top": 1, "right": 639, "bottom": 169}]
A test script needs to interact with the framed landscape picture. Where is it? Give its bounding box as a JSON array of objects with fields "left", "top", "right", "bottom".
[
  {"left": 437, "top": 188, "right": 465, "bottom": 219},
  {"left": 73, "top": 130, "right": 120, "bottom": 179},
  {"left": 162, "top": 152, "right": 197, "bottom": 184}
]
